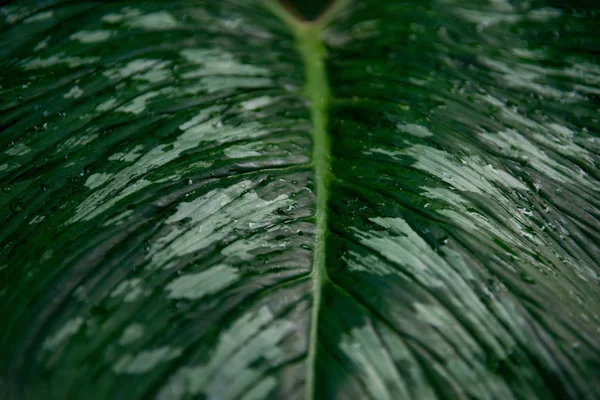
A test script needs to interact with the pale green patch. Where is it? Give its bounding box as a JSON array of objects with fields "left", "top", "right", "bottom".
[
  {"left": 511, "top": 48, "right": 545, "bottom": 60},
  {"left": 102, "top": 210, "right": 134, "bottom": 227},
  {"left": 221, "top": 235, "right": 273, "bottom": 262},
  {"left": 28, "top": 215, "right": 46, "bottom": 225},
  {"left": 68, "top": 105, "right": 270, "bottom": 223},
  {"left": 377, "top": 325, "right": 436, "bottom": 399},
  {"left": 84, "top": 173, "right": 112, "bottom": 190},
  {"left": 165, "top": 264, "right": 239, "bottom": 300},
  {"left": 180, "top": 48, "right": 269, "bottom": 78},
  {"left": 63, "top": 85, "right": 84, "bottom": 99},
  {"left": 528, "top": 7, "right": 562, "bottom": 21},
  {"left": 110, "top": 279, "right": 145, "bottom": 303},
  {"left": 352, "top": 217, "right": 444, "bottom": 287},
  {"left": 57, "top": 133, "right": 98, "bottom": 153},
  {"left": 339, "top": 325, "right": 407, "bottom": 400},
  {"left": 156, "top": 306, "right": 293, "bottom": 400},
  {"left": 224, "top": 142, "right": 262, "bottom": 158},
  {"left": 117, "top": 91, "right": 160, "bottom": 114},
  {"left": 33, "top": 36, "right": 50, "bottom": 51},
  {"left": 102, "top": 13, "right": 125, "bottom": 24},
  {"left": 480, "top": 129, "right": 586, "bottom": 185},
  {"left": 24, "top": 10, "right": 54, "bottom": 23},
  {"left": 101, "top": 8, "right": 142, "bottom": 24},
  {"left": 43, "top": 317, "right": 84, "bottom": 350},
  {"left": 96, "top": 98, "right": 118, "bottom": 112},
  {"left": 240, "top": 96, "right": 275, "bottom": 111},
  {"left": 239, "top": 377, "right": 277, "bottom": 400},
  {"left": 104, "top": 59, "right": 164, "bottom": 80},
  {"left": 5, "top": 143, "right": 31, "bottom": 156},
  {"left": 2, "top": 5, "right": 29, "bottom": 24},
  {"left": 108, "top": 145, "right": 145, "bottom": 162},
  {"left": 114, "top": 346, "right": 182, "bottom": 374},
  {"left": 480, "top": 57, "right": 577, "bottom": 101},
  {"left": 397, "top": 123, "right": 433, "bottom": 138},
  {"left": 149, "top": 180, "right": 293, "bottom": 269},
  {"left": 368, "top": 144, "right": 527, "bottom": 194},
  {"left": 194, "top": 76, "right": 273, "bottom": 94},
  {"left": 128, "top": 11, "right": 180, "bottom": 31},
  {"left": 132, "top": 61, "right": 171, "bottom": 83},
  {"left": 70, "top": 30, "right": 113, "bottom": 44},
  {"left": 414, "top": 302, "right": 515, "bottom": 398},
  {"left": 23, "top": 54, "right": 100, "bottom": 70},
  {"left": 455, "top": 9, "right": 519, "bottom": 28},
  {"left": 119, "top": 323, "right": 145, "bottom": 346}
]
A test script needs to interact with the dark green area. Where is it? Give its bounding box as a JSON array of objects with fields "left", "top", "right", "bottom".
[{"left": 284, "top": 0, "right": 331, "bottom": 21}]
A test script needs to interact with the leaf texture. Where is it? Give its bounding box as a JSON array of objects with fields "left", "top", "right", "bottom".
[{"left": 0, "top": 0, "right": 599, "bottom": 399}]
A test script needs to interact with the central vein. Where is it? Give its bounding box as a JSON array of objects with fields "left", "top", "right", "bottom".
[
  {"left": 296, "top": 25, "right": 331, "bottom": 400},
  {"left": 264, "top": 2, "right": 339, "bottom": 397}
]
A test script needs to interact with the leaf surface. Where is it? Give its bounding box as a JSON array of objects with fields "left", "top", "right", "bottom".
[{"left": 0, "top": 0, "right": 598, "bottom": 399}]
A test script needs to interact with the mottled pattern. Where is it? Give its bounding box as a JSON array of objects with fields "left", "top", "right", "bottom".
[
  {"left": 323, "top": 0, "right": 600, "bottom": 398},
  {"left": 0, "top": 1, "right": 312, "bottom": 399},
  {"left": 0, "top": 0, "right": 599, "bottom": 399}
]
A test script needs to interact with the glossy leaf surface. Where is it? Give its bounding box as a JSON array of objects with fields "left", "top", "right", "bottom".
[{"left": 0, "top": 0, "right": 598, "bottom": 399}]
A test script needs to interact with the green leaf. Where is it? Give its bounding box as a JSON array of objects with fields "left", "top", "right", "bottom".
[{"left": 1, "top": 0, "right": 598, "bottom": 399}]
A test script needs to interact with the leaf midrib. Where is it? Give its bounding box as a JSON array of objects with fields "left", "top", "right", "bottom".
[
  {"left": 296, "top": 25, "right": 332, "bottom": 400},
  {"left": 264, "top": 1, "right": 342, "bottom": 398}
]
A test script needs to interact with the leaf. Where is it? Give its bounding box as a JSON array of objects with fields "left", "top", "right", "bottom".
[{"left": 0, "top": 0, "right": 598, "bottom": 399}]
